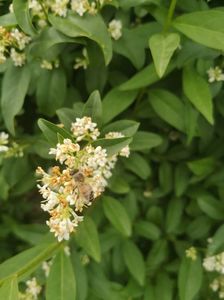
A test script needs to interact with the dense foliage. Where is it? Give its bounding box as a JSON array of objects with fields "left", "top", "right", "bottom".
[{"left": 1, "top": 0, "right": 224, "bottom": 299}]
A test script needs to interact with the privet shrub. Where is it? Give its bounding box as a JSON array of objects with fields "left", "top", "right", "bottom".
[{"left": 1, "top": 0, "right": 224, "bottom": 299}]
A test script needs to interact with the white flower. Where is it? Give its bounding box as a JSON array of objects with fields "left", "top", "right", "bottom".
[
  {"left": 71, "top": 0, "right": 89, "bottom": 16},
  {"left": 49, "top": 139, "right": 80, "bottom": 164},
  {"left": 108, "top": 19, "right": 122, "bottom": 40},
  {"left": 47, "top": 213, "right": 83, "bottom": 242},
  {"left": 0, "top": 132, "right": 9, "bottom": 145},
  {"left": 0, "top": 145, "right": 9, "bottom": 153},
  {"left": 40, "top": 59, "right": 53, "bottom": 70},
  {"left": 28, "top": 0, "right": 42, "bottom": 14},
  {"left": 25, "top": 277, "right": 42, "bottom": 299},
  {"left": 203, "top": 255, "right": 216, "bottom": 272},
  {"left": 73, "top": 48, "right": 89, "bottom": 70},
  {"left": 10, "top": 28, "right": 31, "bottom": 50},
  {"left": 10, "top": 48, "right": 26, "bottom": 67},
  {"left": 51, "top": 0, "right": 69, "bottom": 17},
  {"left": 9, "top": 3, "right": 14, "bottom": 13},
  {"left": 64, "top": 246, "right": 71, "bottom": 256},
  {"left": 71, "top": 117, "right": 100, "bottom": 141},
  {"left": 207, "top": 66, "right": 224, "bottom": 83},
  {"left": 210, "top": 278, "right": 219, "bottom": 292},
  {"left": 42, "top": 261, "right": 52, "bottom": 277}
]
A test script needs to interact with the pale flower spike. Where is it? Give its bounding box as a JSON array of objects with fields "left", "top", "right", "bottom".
[{"left": 37, "top": 116, "right": 130, "bottom": 242}]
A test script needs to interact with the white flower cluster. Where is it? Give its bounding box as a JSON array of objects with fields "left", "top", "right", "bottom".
[
  {"left": 203, "top": 252, "right": 224, "bottom": 274},
  {"left": 207, "top": 66, "right": 224, "bottom": 83},
  {"left": 19, "top": 277, "right": 42, "bottom": 300},
  {"left": 0, "top": 131, "right": 23, "bottom": 157},
  {"left": 40, "top": 59, "right": 59, "bottom": 70},
  {"left": 27, "top": 0, "right": 112, "bottom": 21},
  {"left": 108, "top": 19, "right": 123, "bottom": 40},
  {"left": 210, "top": 276, "right": 224, "bottom": 299},
  {"left": 73, "top": 48, "right": 89, "bottom": 70},
  {"left": 37, "top": 116, "right": 130, "bottom": 242},
  {"left": 0, "top": 26, "right": 31, "bottom": 67},
  {"left": 0, "top": 132, "right": 9, "bottom": 153}
]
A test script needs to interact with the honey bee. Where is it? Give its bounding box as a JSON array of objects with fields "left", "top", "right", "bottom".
[{"left": 72, "top": 170, "right": 94, "bottom": 206}]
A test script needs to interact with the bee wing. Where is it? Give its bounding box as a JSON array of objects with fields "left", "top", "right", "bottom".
[{"left": 79, "top": 183, "right": 94, "bottom": 205}]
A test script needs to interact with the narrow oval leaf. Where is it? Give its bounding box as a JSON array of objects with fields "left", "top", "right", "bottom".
[
  {"left": 149, "top": 33, "right": 180, "bottom": 78},
  {"left": 82, "top": 90, "right": 102, "bottom": 125},
  {"left": 183, "top": 67, "right": 214, "bottom": 124},
  {"left": 119, "top": 62, "right": 176, "bottom": 91},
  {"left": 135, "top": 221, "right": 161, "bottom": 240},
  {"left": 101, "top": 120, "right": 139, "bottom": 137},
  {"left": 0, "top": 243, "right": 59, "bottom": 284},
  {"left": 130, "top": 131, "right": 163, "bottom": 150},
  {"left": 122, "top": 240, "right": 145, "bottom": 286},
  {"left": 75, "top": 216, "right": 101, "bottom": 262},
  {"left": 13, "top": 0, "right": 36, "bottom": 36},
  {"left": 0, "top": 13, "right": 17, "bottom": 26},
  {"left": 123, "top": 153, "right": 151, "bottom": 179},
  {"left": 0, "top": 277, "right": 19, "bottom": 300},
  {"left": 49, "top": 13, "right": 112, "bottom": 65},
  {"left": 103, "top": 196, "right": 132, "bottom": 237},
  {"left": 102, "top": 88, "right": 138, "bottom": 124},
  {"left": 1, "top": 65, "right": 30, "bottom": 135},
  {"left": 178, "top": 256, "right": 203, "bottom": 300},
  {"left": 197, "top": 194, "right": 224, "bottom": 220},
  {"left": 38, "top": 118, "right": 74, "bottom": 146},
  {"left": 46, "top": 250, "right": 76, "bottom": 300},
  {"left": 173, "top": 10, "right": 224, "bottom": 51},
  {"left": 149, "top": 89, "right": 185, "bottom": 131},
  {"left": 36, "top": 68, "right": 67, "bottom": 116}
]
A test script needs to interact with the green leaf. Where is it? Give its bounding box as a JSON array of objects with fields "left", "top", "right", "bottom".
[
  {"left": 174, "top": 165, "right": 190, "bottom": 197},
  {"left": 197, "top": 194, "right": 224, "bottom": 220},
  {"left": 0, "top": 13, "right": 17, "bottom": 26},
  {"left": 207, "top": 225, "right": 224, "bottom": 255},
  {"left": 36, "top": 68, "right": 67, "bottom": 116},
  {"left": 93, "top": 137, "right": 132, "bottom": 157},
  {"left": 173, "top": 10, "right": 224, "bottom": 51},
  {"left": 119, "top": 61, "right": 176, "bottom": 91},
  {"left": 149, "top": 89, "right": 185, "bottom": 131},
  {"left": 178, "top": 256, "right": 203, "bottom": 300},
  {"left": 165, "top": 198, "right": 184, "bottom": 233},
  {"left": 71, "top": 250, "right": 88, "bottom": 300},
  {"left": 75, "top": 216, "right": 101, "bottom": 262},
  {"left": 103, "top": 196, "right": 132, "bottom": 237},
  {"left": 130, "top": 131, "right": 163, "bottom": 151},
  {"left": 155, "top": 273, "right": 173, "bottom": 300},
  {"left": 0, "top": 173, "right": 9, "bottom": 201},
  {"left": 29, "top": 27, "right": 74, "bottom": 57},
  {"left": 49, "top": 12, "right": 112, "bottom": 65},
  {"left": 183, "top": 66, "right": 214, "bottom": 124},
  {"left": 123, "top": 153, "right": 151, "bottom": 179},
  {"left": 108, "top": 175, "right": 130, "bottom": 194},
  {"left": 0, "top": 243, "right": 59, "bottom": 284},
  {"left": 149, "top": 33, "right": 180, "bottom": 78},
  {"left": 1, "top": 65, "right": 30, "bottom": 135},
  {"left": 38, "top": 118, "right": 74, "bottom": 146},
  {"left": 82, "top": 90, "right": 102, "bottom": 125},
  {"left": 187, "top": 157, "right": 215, "bottom": 177},
  {"left": 56, "top": 108, "right": 77, "bottom": 130},
  {"left": 46, "top": 250, "right": 76, "bottom": 300},
  {"left": 0, "top": 277, "right": 19, "bottom": 300},
  {"left": 13, "top": 0, "right": 36, "bottom": 36},
  {"left": 122, "top": 240, "right": 145, "bottom": 286},
  {"left": 101, "top": 120, "right": 139, "bottom": 137},
  {"left": 135, "top": 221, "right": 161, "bottom": 240},
  {"left": 102, "top": 88, "right": 138, "bottom": 124}
]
